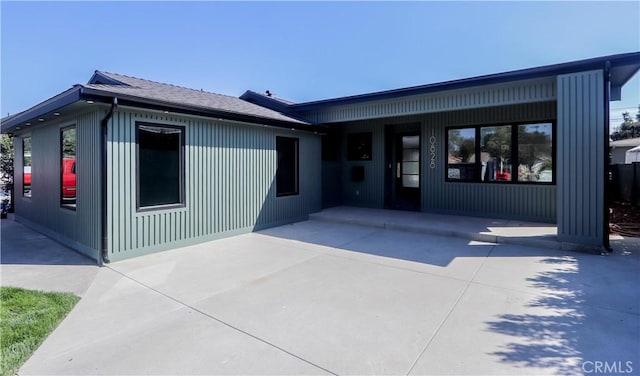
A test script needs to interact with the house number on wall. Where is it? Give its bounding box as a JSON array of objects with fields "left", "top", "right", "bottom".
[{"left": 429, "top": 129, "right": 436, "bottom": 169}]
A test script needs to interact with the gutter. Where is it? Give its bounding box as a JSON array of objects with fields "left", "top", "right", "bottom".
[
  {"left": 100, "top": 97, "right": 118, "bottom": 264},
  {"left": 603, "top": 62, "right": 612, "bottom": 252}
]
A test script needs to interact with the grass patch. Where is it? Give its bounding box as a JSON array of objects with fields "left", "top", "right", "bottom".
[{"left": 0, "top": 287, "right": 79, "bottom": 376}]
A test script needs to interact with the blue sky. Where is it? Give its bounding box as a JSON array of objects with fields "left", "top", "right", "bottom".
[{"left": 2, "top": 1, "right": 639, "bottom": 130}]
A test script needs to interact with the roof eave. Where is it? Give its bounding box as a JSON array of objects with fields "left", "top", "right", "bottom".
[
  {"left": 1, "top": 87, "right": 82, "bottom": 133},
  {"left": 81, "top": 87, "right": 321, "bottom": 132},
  {"left": 291, "top": 52, "right": 640, "bottom": 111}
]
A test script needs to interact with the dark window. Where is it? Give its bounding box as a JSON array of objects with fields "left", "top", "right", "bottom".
[
  {"left": 60, "top": 126, "right": 76, "bottom": 210},
  {"left": 136, "top": 123, "right": 185, "bottom": 209},
  {"left": 446, "top": 128, "right": 476, "bottom": 181},
  {"left": 22, "top": 137, "right": 31, "bottom": 197},
  {"left": 321, "top": 131, "right": 340, "bottom": 161},
  {"left": 347, "top": 132, "right": 372, "bottom": 161},
  {"left": 276, "top": 136, "right": 299, "bottom": 196},
  {"left": 518, "top": 123, "right": 553, "bottom": 182},
  {"left": 446, "top": 122, "right": 554, "bottom": 184},
  {"left": 481, "top": 125, "right": 512, "bottom": 182}
]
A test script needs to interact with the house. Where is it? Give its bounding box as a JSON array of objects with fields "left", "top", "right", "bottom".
[
  {"left": 610, "top": 137, "right": 640, "bottom": 164},
  {"left": 2, "top": 52, "right": 639, "bottom": 262},
  {"left": 1, "top": 72, "right": 323, "bottom": 262},
  {"left": 627, "top": 145, "right": 640, "bottom": 163}
]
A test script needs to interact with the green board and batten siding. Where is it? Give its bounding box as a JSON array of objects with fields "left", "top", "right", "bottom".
[
  {"left": 107, "top": 108, "right": 321, "bottom": 261},
  {"left": 13, "top": 110, "right": 102, "bottom": 260},
  {"left": 309, "top": 77, "right": 559, "bottom": 223},
  {"left": 9, "top": 68, "right": 611, "bottom": 260},
  {"left": 299, "top": 77, "right": 556, "bottom": 124},
  {"left": 556, "top": 70, "right": 605, "bottom": 246},
  {"left": 333, "top": 102, "right": 557, "bottom": 222}
]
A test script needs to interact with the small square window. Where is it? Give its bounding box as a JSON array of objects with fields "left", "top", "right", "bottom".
[
  {"left": 446, "top": 128, "right": 476, "bottom": 181},
  {"left": 347, "top": 132, "right": 372, "bottom": 161}
]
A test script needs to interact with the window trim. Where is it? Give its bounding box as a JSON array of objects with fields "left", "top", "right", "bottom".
[
  {"left": 276, "top": 136, "right": 300, "bottom": 197},
  {"left": 445, "top": 120, "right": 555, "bottom": 185},
  {"left": 60, "top": 125, "right": 77, "bottom": 211},
  {"left": 135, "top": 122, "right": 186, "bottom": 212}
]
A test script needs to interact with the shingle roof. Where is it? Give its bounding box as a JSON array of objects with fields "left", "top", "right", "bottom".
[{"left": 82, "top": 71, "right": 307, "bottom": 125}]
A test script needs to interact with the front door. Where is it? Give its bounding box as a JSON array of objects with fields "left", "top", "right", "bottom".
[{"left": 385, "top": 127, "right": 421, "bottom": 211}]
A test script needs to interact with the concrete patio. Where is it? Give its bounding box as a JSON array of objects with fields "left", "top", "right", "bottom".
[{"left": 2, "top": 209, "right": 639, "bottom": 375}]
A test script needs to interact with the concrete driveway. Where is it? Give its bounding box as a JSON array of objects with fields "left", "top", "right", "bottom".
[
  {"left": 17, "top": 219, "right": 640, "bottom": 375},
  {"left": 1, "top": 216, "right": 98, "bottom": 297}
]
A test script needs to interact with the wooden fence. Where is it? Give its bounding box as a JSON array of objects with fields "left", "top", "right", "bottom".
[{"left": 610, "top": 162, "right": 640, "bottom": 207}]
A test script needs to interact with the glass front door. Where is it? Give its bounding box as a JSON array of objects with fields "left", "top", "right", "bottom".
[{"left": 391, "top": 132, "right": 421, "bottom": 211}]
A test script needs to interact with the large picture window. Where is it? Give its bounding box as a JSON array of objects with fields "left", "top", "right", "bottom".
[
  {"left": 22, "top": 137, "right": 32, "bottom": 197},
  {"left": 446, "top": 122, "right": 554, "bottom": 184},
  {"left": 136, "top": 123, "right": 185, "bottom": 210},
  {"left": 276, "top": 136, "right": 299, "bottom": 196},
  {"left": 60, "top": 126, "right": 77, "bottom": 210}
]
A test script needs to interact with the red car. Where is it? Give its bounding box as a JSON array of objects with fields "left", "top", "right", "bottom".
[
  {"left": 496, "top": 171, "right": 511, "bottom": 181},
  {"left": 23, "top": 158, "right": 76, "bottom": 200},
  {"left": 61, "top": 158, "right": 76, "bottom": 200}
]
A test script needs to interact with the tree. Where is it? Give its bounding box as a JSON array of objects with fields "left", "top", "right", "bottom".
[
  {"left": 448, "top": 129, "right": 475, "bottom": 162},
  {"left": 1, "top": 134, "right": 14, "bottom": 188},
  {"left": 611, "top": 105, "right": 640, "bottom": 141},
  {"left": 62, "top": 128, "right": 76, "bottom": 157},
  {"left": 518, "top": 124, "right": 553, "bottom": 181},
  {"left": 483, "top": 126, "right": 511, "bottom": 163}
]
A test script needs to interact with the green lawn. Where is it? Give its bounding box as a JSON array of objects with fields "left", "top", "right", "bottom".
[{"left": 0, "top": 287, "right": 79, "bottom": 376}]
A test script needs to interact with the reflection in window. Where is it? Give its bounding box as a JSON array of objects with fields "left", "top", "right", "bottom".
[
  {"left": 276, "top": 137, "right": 299, "bottom": 196},
  {"left": 518, "top": 123, "right": 553, "bottom": 182},
  {"left": 445, "top": 122, "right": 554, "bottom": 184},
  {"left": 61, "top": 127, "right": 77, "bottom": 209},
  {"left": 23, "top": 137, "right": 31, "bottom": 197},
  {"left": 481, "top": 125, "right": 512, "bottom": 182},
  {"left": 401, "top": 135, "right": 420, "bottom": 188},
  {"left": 137, "top": 123, "right": 185, "bottom": 209},
  {"left": 347, "top": 132, "right": 372, "bottom": 161},
  {"left": 447, "top": 128, "right": 476, "bottom": 181}
]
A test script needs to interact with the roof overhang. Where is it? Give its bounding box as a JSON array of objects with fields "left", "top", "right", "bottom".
[
  {"left": 609, "top": 62, "right": 640, "bottom": 101},
  {"left": 79, "top": 87, "right": 320, "bottom": 132},
  {"left": 2, "top": 86, "right": 321, "bottom": 135},
  {"left": 0, "top": 86, "right": 83, "bottom": 133},
  {"left": 242, "top": 52, "right": 640, "bottom": 113}
]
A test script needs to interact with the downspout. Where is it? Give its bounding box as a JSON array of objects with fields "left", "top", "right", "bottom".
[
  {"left": 603, "top": 61, "right": 611, "bottom": 252},
  {"left": 100, "top": 97, "right": 118, "bottom": 264}
]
